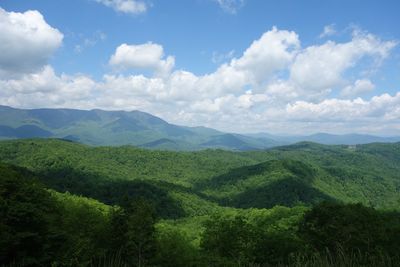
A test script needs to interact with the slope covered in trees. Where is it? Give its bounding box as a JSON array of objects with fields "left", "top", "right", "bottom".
[
  {"left": 0, "top": 139, "right": 399, "bottom": 210},
  {"left": 1, "top": 139, "right": 400, "bottom": 266}
]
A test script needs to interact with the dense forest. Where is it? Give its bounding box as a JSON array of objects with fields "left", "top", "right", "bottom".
[{"left": 1, "top": 139, "right": 400, "bottom": 266}]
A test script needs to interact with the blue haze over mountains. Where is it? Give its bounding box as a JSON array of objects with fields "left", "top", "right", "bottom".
[{"left": 0, "top": 105, "right": 399, "bottom": 151}]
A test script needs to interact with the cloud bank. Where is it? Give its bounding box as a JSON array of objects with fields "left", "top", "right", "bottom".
[{"left": 0, "top": 8, "right": 398, "bottom": 135}]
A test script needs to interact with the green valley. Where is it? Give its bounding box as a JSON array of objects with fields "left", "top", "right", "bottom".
[{"left": 1, "top": 139, "right": 400, "bottom": 266}]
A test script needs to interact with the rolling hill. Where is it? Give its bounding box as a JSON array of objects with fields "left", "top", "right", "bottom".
[
  {"left": 1, "top": 139, "right": 399, "bottom": 266},
  {"left": 0, "top": 139, "right": 399, "bottom": 214}
]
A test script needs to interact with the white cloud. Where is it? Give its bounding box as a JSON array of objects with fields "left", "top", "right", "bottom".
[
  {"left": 167, "top": 27, "right": 300, "bottom": 99},
  {"left": 0, "top": 22, "right": 398, "bottom": 134},
  {"left": 190, "top": 92, "right": 268, "bottom": 114},
  {"left": 232, "top": 26, "right": 300, "bottom": 85},
  {"left": 340, "top": 79, "right": 375, "bottom": 98},
  {"left": 215, "top": 0, "right": 245, "bottom": 14},
  {"left": 0, "top": 8, "right": 63, "bottom": 77},
  {"left": 286, "top": 92, "right": 400, "bottom": 122},
  {"left": 95, "top": 0, "right": 147, "bottom": 14},
  {"left": 109, "top": 43, "right": 175, "bottom": 77},
  {"left": 290, "top": 30, "right": 396, "bottom": 98},
  {"left": 0, "top": 66, "right": 96, "bottom": 108},
  {"left": 319, "top": 24, "right": 336, "bottom": 38},
  {"left": 107, "top": 27, "right": 299, "bottom": 96},
  {"left": 265, "top": 80, "right": 299, "bottom": 102}
]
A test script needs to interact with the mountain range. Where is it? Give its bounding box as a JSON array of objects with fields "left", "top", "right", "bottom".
[{"left": 0, "top": 105, "right": 399, "bottom": 150}]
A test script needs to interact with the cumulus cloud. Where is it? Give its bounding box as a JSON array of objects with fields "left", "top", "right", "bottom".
[
  {"left": 340, "top": 79, "right": 375, "bottom": 98},
  {"left": 265, "top": 80, "right": 299, "bottom": 102},
  {"left": 0, "top": 66, "right": 96, "bottom": 108},
  {"left": 290, "top": 30, "right": 396, "bottom": 99},
  {"left": 109, "top": 43, "right": 175, "bottom": 77},
  {"left": 97, "top": 28, "right": 399, "bottom": 133},
  {"left": 286, "top": 92, "right": 400, "bottom": 122},
  {"left": 0, "top": 8, "right": 63, "bottom": 77},
  {"left": 94, "top": 0, "right": 147, "bottom": 14},
  {"left": 0, "top": 21, "right": 398, "bottom": 134},
  {"left": 215, "top": 0, "right": 245, "bottom": 14},
  {"left": 232, "top": 26, "right": 300, "bottom": 85},
  {"left": 107, "top": 27, "right": 299, "bottom": 96}
]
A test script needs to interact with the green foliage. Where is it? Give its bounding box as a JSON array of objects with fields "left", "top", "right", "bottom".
[
  {"left": 230, "top": 177, "right": 334, "bottom": 209},
  {"left": 49, "top": 191, "right": 113, "bottom": 266},
  {"left": 1, "top": 139, "right": 399, "bottom": 212},
  {"left": 198, "top": 203, "right": 400, "bottom": 266},
  {"left": 1, "top": 139, "right": 400, "bottom": 266},
  {"left": 201, "top": 214, "right": 255, "bottom": 265},
  {"left": 108, "top": 198, "right": 158, "bottom": 267},
  {"left": 1, "top": 162, "right": 185, "bottom": 218},
  {"left": 200, "top": 206, "right": 307, "bottom": 266},
  {"left": 154, "top": 224, "right": 200, "bottom": 267},
  {"left": 0, "top": 163, "right": 64, "bottom": 266},
  {"left": 125, "top": 198, "right": 157, "bottom": 267},
  {"left": 0, "top": 139, "right": 259, "bottom": 187},
  {"left": 299, "top": 202, "right": 400, "bottom": 260}
]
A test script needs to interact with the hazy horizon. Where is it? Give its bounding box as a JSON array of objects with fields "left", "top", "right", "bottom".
[{"left": 2, "top": 104, "right": 400, "bottom": 138}]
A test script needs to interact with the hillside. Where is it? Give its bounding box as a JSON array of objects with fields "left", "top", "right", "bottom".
[
  {"left": 0, "top": 105, "right": 276, "bottom": 150},
  {"left": 0, "top": 139, "right": 399, "bottom": 212},
  {"left": 1, "top": 139, "right": 400, "bottom": 266}
]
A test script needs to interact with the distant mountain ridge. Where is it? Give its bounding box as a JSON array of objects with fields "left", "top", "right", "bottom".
[
  {"left": 247, "top": 132, "right": 400, "bottom": 146},
  {"left": 0, "top": 105, "right": 277, "bottom": 150},
  {"left": 0, "top": 105, "right": 399, "bottom": 150}
]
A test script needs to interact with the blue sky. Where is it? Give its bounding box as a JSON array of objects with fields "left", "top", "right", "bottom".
[{"left": 0, "top": 0, "right": 399, "bottom": 134}]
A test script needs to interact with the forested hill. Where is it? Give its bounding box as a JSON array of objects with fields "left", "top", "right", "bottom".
[
  {"left": 1, "top": 139, "right": 400, "bottom": 266},
  {"left": 0, "top": 139, "right": 399, "bottom": 211}
]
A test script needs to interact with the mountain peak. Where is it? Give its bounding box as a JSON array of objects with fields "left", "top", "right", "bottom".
[{"left": 0, "top": 105, "right": 399, "bottom": 150}]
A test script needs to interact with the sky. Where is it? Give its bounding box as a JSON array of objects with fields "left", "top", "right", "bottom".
[{"left": 0, "top": 0, "right": 399, "bottom": 135}]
